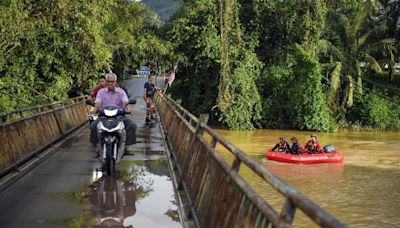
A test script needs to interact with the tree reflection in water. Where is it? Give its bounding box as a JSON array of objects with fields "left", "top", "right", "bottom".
[{"left": 118, "top": 160, "right": 180, "bottom": 223}]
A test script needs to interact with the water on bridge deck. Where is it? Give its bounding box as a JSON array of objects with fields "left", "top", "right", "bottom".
[{"left": 0, "top": 77, "right": 181, "bottom": 228}]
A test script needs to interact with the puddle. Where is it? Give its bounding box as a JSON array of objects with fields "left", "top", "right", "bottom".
[{"left": 53, "top": 160, "right": 180, "bottom": 227}]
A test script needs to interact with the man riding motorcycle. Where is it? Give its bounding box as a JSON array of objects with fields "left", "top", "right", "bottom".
[{"left": 89, "top": 73, "right": 137, "bottom": 155}]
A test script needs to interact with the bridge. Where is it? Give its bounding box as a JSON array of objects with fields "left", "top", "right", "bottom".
[{"left": 0, "top": 77, "right": 345, "bottom": 227}]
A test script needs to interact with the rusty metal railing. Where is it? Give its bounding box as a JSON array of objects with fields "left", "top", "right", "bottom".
[
  {"left": 154, "top": 92, "right": 345, "bottom": 228},
  {"left": 0, "top": 96, "right": 88, "bottom": 178},
  {"left": 0, "top": 97, "right": 85, "bottom": 124}
]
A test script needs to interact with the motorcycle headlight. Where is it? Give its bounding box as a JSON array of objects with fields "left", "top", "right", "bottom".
[{"left": 104, "top": 109, "right": 118, "bottom": 117}]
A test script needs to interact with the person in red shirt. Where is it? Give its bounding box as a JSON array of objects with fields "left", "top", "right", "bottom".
[
  {"left": 304, "top": 133, "right": 323, "bottom": 153},
  {"left": 87, "top": 76, "right": 107, "bottom": 104}
]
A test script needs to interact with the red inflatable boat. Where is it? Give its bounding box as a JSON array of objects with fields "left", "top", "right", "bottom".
[{"left": 265, "top": 150, "right": 344, "bottom": 164}]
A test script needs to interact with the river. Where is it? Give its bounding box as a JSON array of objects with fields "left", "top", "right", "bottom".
[{"left": 213, "top": 129, "right": 400, "bottom": 227}]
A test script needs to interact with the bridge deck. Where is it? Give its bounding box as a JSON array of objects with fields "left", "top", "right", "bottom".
[{"left": 0, "top": 77, "right": 181, "bottom": 227}]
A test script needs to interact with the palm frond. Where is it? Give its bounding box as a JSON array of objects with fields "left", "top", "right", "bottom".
[
  {"left": 327, "top": 62, "right": 342, "bottom": 111},
  {"left": 353, "top": 3, "right": 371, "bottom": 35},
  {"left": 366, "top": 38, "right": 397, "bottom": 56},
  {"left": 330, "top": 62, "right": 341, "bottom": 94},
  {"left": 357, "top": 76, "right": 363, "bottom": 95},
  {"left": 357, "top": 24, "right": 389, "bottom": 52},
  {"left": 358, "top": 29, "right": 373, "bottom": 49},
  {"left": 346, "top": 75, "right": 353, "bottom": 107},
  {"left": 364, "top": 53, "right": 382, "bottom": 73},
  {"left": 328, "top": 42, "right": 346, "bottom": 62},
  {"left": 329, "top": 12, "right": 351, "bottom": 49},
  {"left": 370, "top": 24, "right": 389, "bottom": 35}
]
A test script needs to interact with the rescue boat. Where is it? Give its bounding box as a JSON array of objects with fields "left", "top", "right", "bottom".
[{"left": 265, "top": 150, "right": 344, "bottom": 164}]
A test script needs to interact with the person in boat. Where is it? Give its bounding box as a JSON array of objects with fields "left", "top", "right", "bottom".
[
  {"left": 271, "top": 137, "right": 290, "bottom": 153},
  {"left": 289, "top": 137, "right": 302, "bottom": 154},
  {"left": 304, "top": 133, "right": 323, "bottom": 154}
]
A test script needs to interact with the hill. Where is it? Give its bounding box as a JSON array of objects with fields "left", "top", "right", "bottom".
[{"left": 141, "top": 0, "right": 181, "bottom": 22}]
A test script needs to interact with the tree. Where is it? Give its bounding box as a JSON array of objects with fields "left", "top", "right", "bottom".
[
  {"left": 289, "top": 45, "right": 336, "bottom": 131},
  {"left": 0, "top": 0, "right": 172, "bottom": 112},
  {"left": 163, "top": 0, "right": 221, "bottom": 117},
  {"left": 322, "top": 1, "right": 396, "bottom": 110},
  {"left": 0, "top": 0, "right": 113, "bottom": 112},
  {"left": 370, "top": 0, "right": 400, "bottom": 82}
]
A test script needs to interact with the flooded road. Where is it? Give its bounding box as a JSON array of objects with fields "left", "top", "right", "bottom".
[
  {"left": 214, "top": 129, "right": 400, "bottom": 227},
  {"left": 87, "top": 160, "right": 180, "bottom": 228}
]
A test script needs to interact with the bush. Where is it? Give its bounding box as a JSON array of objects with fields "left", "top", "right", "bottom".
[
  {"left": 358, "top": 91, "right": 393, "bottom": 129},
  {"left": 259, "top": 65, "right": 293, "bottom": 129},
  {"left": 288, "top": 45, "right": 337, "bottom": 132}
]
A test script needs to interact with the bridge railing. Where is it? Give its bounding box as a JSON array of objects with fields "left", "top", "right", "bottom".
[
  {"left": 154, "top": 92, "right": 345, "bottom": 228},
  {"left": 0, "top": 96, "right": 88, "bottom": 178}
]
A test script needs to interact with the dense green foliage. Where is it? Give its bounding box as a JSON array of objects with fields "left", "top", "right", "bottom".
[
  {"left": 0, "top": 0, "right": 172, "bottom": 112},
  {"left": 163, "top": 0, "right": 400, "bottom": 131},
  {"left": 1, "top": 0, "right": 399, "bottom": 131},
  {"left": 163, "top": 0, "right": 263, "bottom": 130},
  {"left": 161, "top": 0, "right": 221, "bottom": 117}
]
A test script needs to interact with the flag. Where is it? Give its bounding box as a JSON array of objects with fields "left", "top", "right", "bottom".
[
  {"left": 168, "top": 60, "right": 179, "bottom": 86},
  {"left": 168, "top": 72, "right": 175, "bottom": 86}
]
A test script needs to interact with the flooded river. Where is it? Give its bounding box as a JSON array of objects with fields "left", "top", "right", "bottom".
[{"left": 214, "top": 129, "right": 400, "bottom": 227}]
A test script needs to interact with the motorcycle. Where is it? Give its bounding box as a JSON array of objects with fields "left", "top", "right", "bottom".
[{"left": 96, "top": 100, "right": 136, "bottom": 175}]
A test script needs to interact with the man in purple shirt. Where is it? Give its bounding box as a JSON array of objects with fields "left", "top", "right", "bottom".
[
  {"left": 95, "top": 83, "right": 129, "bottom": 109},
  {"left": 90, "top": 73, "right": 137, "bottom": 154}
]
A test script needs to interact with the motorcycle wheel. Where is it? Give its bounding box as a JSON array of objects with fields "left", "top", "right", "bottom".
[{"left": 104, "top": 144, "right": 115, "bottom": 176}]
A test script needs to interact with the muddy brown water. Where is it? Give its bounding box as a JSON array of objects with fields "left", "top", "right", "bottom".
[{"left": 213, "top": 129, "right": 400, "bottom": 227}]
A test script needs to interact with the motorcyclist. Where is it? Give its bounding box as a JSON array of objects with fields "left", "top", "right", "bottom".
[{"left": 89, "top": 73, "right": 137, "bottom": 155}]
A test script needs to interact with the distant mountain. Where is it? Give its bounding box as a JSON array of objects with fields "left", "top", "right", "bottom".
[{"left": 141, "top": 0, "right": 181, "bottom": 22}]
